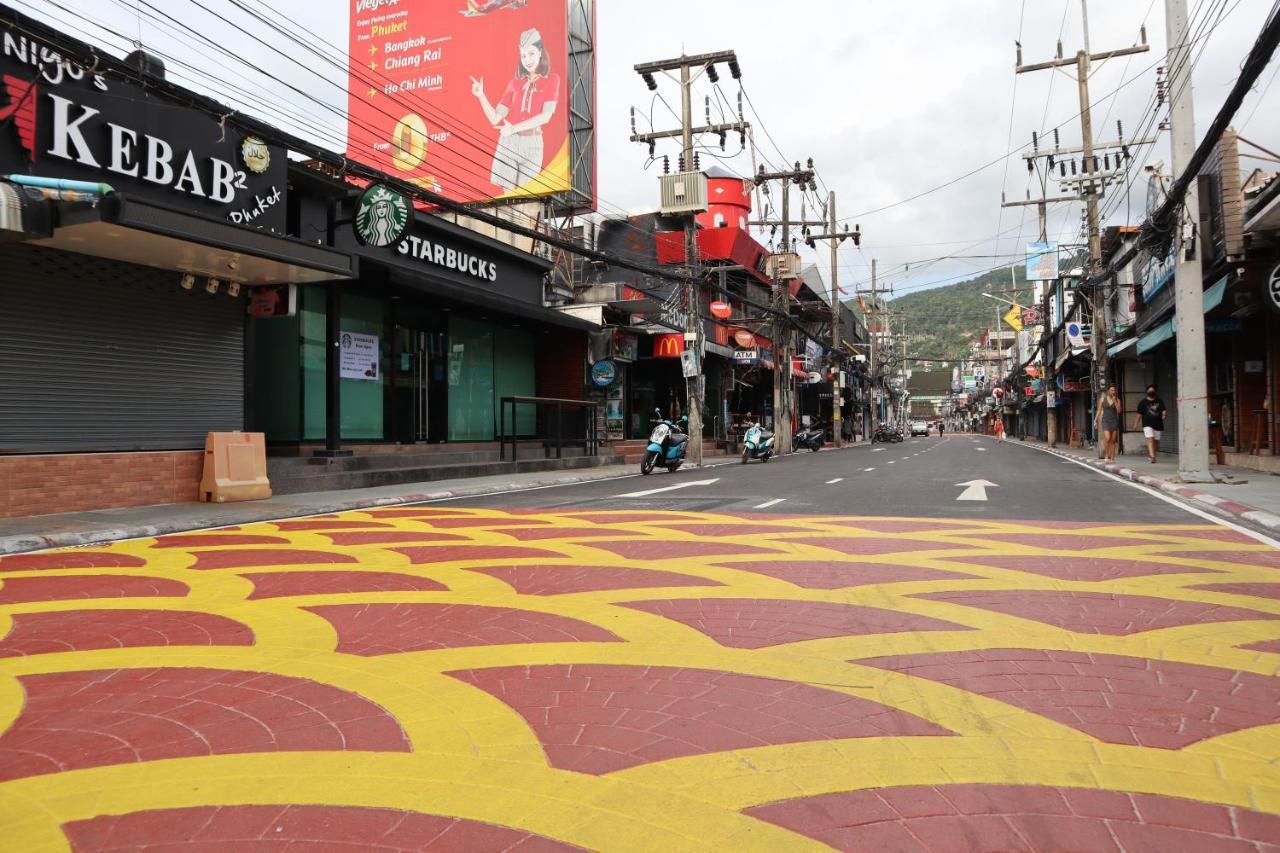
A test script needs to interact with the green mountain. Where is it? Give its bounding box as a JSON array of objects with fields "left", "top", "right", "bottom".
[{"left": 883, "top": 265, "right": 1039, "bottom": 361}]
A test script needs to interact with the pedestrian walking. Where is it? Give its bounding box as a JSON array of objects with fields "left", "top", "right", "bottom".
[
  {"left": 994, "top": 417, "right": 1005, "bottom": 441},
  {"left": 1133, "top": 385, "right": 1168, "bottom": 463},
  {"left": 938, "top": 421, "right": 945, "bottom": 437},
  {"left": 1094, "top": 384, "right": 1122, "bottom": 463}
]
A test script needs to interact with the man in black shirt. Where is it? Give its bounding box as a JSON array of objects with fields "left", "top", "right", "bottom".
[{"left": 1133, "top": 385, "right": 1168, "bottom": 463}]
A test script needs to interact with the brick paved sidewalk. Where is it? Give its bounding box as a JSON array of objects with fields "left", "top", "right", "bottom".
[{"left": 1, "top": 507, "right": 1278, "bottom": 850}]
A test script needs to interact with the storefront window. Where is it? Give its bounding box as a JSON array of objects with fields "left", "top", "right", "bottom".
[
  {"left": 448, "top": 316, "right": 496, "bottom": 441},
  {"left": 447, "top": 318, "right": 536, "bottom": 441},
  {"left": 300, "top": 286, "right": 387, "bottom": 441}
]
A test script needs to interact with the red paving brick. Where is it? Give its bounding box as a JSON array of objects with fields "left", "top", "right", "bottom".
[
  {"left": 746, "top": 785, "right": 1280, "bottom": 852},
  {"left": 0, "top": 668, "right": 409, "bottom": 782},
  {"left": 795, "top": 537, "right": 978, "bottom": 556},
  {"left": 64, "top": 804, "right": 586, "bottom": 851},
  {"left": 580, "top": 540, "right": 782, "bottom": 560},
  {"left": 359, "top": 510, "right": 478, "bottom": 519},
  {"left": 150, "top": 534, "right": 291, "bottom": 548},
  {"left": 550, "top": 512, "right": 695, "bottom": 523},
  {"left": 0, "top": 610, "right": 253, "bottom": 657},
  {"left": 467, "top": 564, "right": 719, "bottom": 596},
  {"left": 244, "top": 570, "right": 448, "bottom": 599},
  {"left": 622, "top": 599, "right": 970, "bottom": 648},
  {"left": 1243, "top": 638, "right": 1280, "bottom": 654},
  {"left": 856, "top": 649, "right": 1280, "bottom": 749},
  {"left": 973, "top": 533, "right": 1154, "bottom": 550},
  {"left": 488, "top": 527, "right": 638, "bottom": 541},
  {"left": 392, "top": 545, "right": 561, "bottom": 564},
  {"left": 1189, "top": 582, "right": 1280, "bottom": 601},
  {"left": 828, "top": 519, "right": 986, "bottom": 534},
  {"left": 189, "top": 549, "right": 359, "bottom": 571},
  {"left": 915, "top": 590, "right": 1279, "bottom": 635},
  {"left": 412, "top": 517, "right": 553, "bottom": 529},
  {"left": 0, "top": 575, "right": 189, "bottom": 605},
  {"left": 709, "top": 560, "right": 977, "bottom": 589},
  {"left": 947, "top": 554, "right": 1219, "bottom": 581},
  {"left": 320, "top": 531, "right": 468, "bottom": 546},
  {"left": 653, "top": 523, "right": 815, "bottom": 537},
  {"left": 0, "top": 552, "right": 147, "bottom": 572},
  {"left": 270, "top": 520, "right": 396, "bottom": 531},
  {"left": 308, "top": 603, "right": 620, "bottom": 655},
  {"left": 1171, "top": 549, "right": 1280, "bottom": 569},
  {"left": 448, "top": 664, "right": 952, "bottom": 775}
]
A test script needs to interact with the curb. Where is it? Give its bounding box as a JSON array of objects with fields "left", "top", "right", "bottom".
[
  {"left": 0, "top": 441, "right": 872, "bottom": 557},
  {"left": 1023, "top": 440, "right": 1280, "bottom": 532},
  {"left": 0, "top": 466, "right": 640, "bottom": 556}
]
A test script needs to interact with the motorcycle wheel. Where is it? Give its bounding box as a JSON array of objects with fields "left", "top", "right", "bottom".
[
  {"left": 640, "top": 451, "right": 657, "bottom": 475},
  {"left": 741, "top": 447, "right": 750, "bottom": 464},
  {"left": 762, "top": 452, "right": 771, "bottom": 463},
  {"left": 810, "top": 443, "right": 820, "bottom": 452},
  {"left": 669, "top": 459, "right": 683, "bottom": 472}
]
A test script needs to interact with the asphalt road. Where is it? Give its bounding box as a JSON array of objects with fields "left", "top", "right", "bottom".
[{"left": 467, "top": 434, "right": 1196, "bottom": 523}]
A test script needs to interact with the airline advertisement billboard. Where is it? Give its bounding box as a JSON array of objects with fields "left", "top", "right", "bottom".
[{"left": 347, "top": 0, "right": 574, "bottom": 203}]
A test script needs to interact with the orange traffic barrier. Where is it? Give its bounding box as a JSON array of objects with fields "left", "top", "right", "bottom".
[{"left": 200, "top": 431, "right": 271, "bottom": 503}]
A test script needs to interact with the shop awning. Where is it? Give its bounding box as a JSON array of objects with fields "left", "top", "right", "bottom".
[
  {"left": 1136, "top": 317, "right": 1176, "bottom": 355},
  {"left": 32, "top": 194, "right": 355, "bottom": 284},
  {"left": 389, "top": 267, "right": 599, "bottom": 332},
  {"left": 1107, "top": 336, "right": 1137, "bottom": 358},
  {"left": 1203, "top": 274, "right": 1229, "bottom": 313}
]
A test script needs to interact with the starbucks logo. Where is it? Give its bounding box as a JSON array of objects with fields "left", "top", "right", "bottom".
[{"left": 355, "top": 183, "right": 410, "bottom": 248}]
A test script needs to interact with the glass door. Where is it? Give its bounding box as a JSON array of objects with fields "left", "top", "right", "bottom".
[{"left": 392, "top": 326, "right": 430, "bottom": 444}]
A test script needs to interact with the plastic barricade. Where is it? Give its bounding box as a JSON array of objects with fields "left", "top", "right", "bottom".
[{"left": 200, "top": 431, "right": 271, "bottom": 503}]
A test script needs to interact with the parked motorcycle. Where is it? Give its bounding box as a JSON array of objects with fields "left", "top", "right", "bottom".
[
  {"left": 741, "top": 421, "right": 776, "bottom": 463},
  {"left": 794, "top": 423, "right": 825, "bottom": 452},
  {"left": 872, "top": 422, "right": 904, "bottom": 444},
  {"left": 640, "top": 409, "right": 690, "bottom": 475}
]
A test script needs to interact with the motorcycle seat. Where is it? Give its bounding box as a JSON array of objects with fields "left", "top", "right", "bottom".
[{"left": 669, "top": 434, "right": 689, "bottom": 446}]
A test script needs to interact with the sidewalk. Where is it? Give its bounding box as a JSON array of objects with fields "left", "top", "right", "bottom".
[
  {"left": 1013, "top": 435, "right": 1280, "bottom": 532},
  {"left": 0, "top": 443, "right": 869, "bottom": 555},
  {"left": 0, "top": 463, "right": 637, "bottom": 555}
]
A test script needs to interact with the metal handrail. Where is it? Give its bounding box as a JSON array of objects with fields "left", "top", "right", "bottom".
[{"left": 499, "top": 396, "right": 600, "bottom": 462}]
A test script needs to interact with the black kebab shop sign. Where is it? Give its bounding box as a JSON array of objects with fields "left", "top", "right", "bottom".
[{"left": 0, "top": 25, "right": 287, "bottom": 232}]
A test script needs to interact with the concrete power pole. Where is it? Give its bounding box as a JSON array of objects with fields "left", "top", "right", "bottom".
[
  {"left": 1017, "top": 4, "right": 1148, "bottom": 456},
  {"left": 1165, "top": 0, "right": 1212, "bottom": 481},
  {"left": 806, "top": 192, "right": 859, "bottom": 446},
  {"left": 631, "top": 51, "right": 749, "bottom": 466},
  {"left": 753, "top": 161, "right": 820, "bottom": 453}
]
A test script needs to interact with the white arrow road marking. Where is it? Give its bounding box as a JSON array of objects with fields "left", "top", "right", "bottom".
[
  {"left": 826, "top": 478, "right": 844, "bottom": 484},
  {"left": 616, "top": 478, "right": 720, "bottom": 498},
  {"left": 976, "top": 447, "right": 988, "bottom": 452},
  {"left": 887, "top": 460, "right": 896, "bottom": 464},
  {"left": 955, "top": 480, "right": 998, "bottom": 501},
  {"left": 864, "top": 467, "right": 876, "bottom": 472},
  {"left": 872, "top": 447, "right": 885, "bottom": 452},
  {"left": 754, "top": 498, "right": 786, "bottom": 509}
]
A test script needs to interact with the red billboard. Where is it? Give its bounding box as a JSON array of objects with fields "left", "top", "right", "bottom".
[{"left": 347, "top": 0, "right": 572, "bottom": 203}]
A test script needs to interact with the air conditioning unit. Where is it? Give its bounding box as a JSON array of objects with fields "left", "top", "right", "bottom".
[{"left": 659, "top": 172, "right": 708, "bottom": 214}]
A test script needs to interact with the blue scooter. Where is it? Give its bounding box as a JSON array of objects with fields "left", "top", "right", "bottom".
[
  {"left": 741, "top": 421, "right": 775, "bottom": 463},
  {"left": 640, "top": 409, "right": 690, "bottom": 475}
]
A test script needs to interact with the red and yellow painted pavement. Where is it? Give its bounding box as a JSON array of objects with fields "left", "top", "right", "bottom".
[{"left": 2, "top": 508, "right": 1280, "bottom": 850}]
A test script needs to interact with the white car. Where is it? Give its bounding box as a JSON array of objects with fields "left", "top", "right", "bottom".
[{"left": 910, "top": 421, "right": 930, "bottom": 436}]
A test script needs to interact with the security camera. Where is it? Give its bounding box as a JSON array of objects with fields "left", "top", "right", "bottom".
[{"left": 1144, "top": 159, "right": 1165, "bottom": 174}]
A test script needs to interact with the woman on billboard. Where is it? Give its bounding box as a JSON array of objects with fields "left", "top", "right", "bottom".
[{"left": 469, "top": 27, "right": 560, "bottom": 192}]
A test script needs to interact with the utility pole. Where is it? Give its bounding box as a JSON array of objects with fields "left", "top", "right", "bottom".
[
  {"left": 753, "top": 160, "right": 819, "bottom": 453},
  {"left": 805, "top": 191, "right": 859, "bottom": 446},
  {"left": 1017, "top": 3, "right": 1148, "bottom": 457},
  {"left": 631, "top": 51, "right": 749, "bottom": 466},
  {"left": 1165, "top": 0, "right": 1212, "bottom": 481}
]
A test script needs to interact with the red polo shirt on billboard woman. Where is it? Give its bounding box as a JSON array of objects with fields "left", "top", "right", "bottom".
[{"left": 499, "top": 73, "right": 561, "bottom": 129}]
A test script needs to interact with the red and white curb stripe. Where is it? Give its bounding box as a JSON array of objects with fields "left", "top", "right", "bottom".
[{"left": 1035, "top": 444, "right": 1280, "bottom": 532}]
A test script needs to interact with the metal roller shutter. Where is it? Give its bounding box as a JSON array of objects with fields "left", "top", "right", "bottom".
[{"left": 0, "top": 244, "right": 244, "bottom": 453}]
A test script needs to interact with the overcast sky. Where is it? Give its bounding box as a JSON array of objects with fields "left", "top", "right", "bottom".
[{"left": 17, "top": 0, "right": 1280, "bottom": 302}]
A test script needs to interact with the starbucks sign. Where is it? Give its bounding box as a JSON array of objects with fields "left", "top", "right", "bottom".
[{"left": 354, "top": 183, "right": 410, "bottom": 248}]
